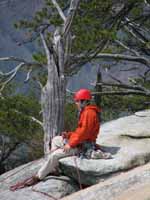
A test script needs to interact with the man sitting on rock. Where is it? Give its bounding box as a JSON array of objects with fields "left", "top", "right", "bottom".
[{"left": 10, "top": 88, "right": 110, "bottom": 191}]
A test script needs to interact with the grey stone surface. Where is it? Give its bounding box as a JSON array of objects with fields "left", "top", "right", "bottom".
[
  {"left": 0, "top": 158, "right": 78, "bottom": 200},
  {"left": 61, "top": 163, "right": 150, "bottom": 200},
  {"left": 1, "top": 110, "right": 150, "bottom": 199},
  {"left": 60, "top": 110, "right": 150, "bottom": 185}
]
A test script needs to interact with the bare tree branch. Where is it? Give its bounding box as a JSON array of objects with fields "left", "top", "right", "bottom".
[
  {"left": 93, "top": 90, "right": 150, "bottom": 97},
  {"left": 0, "top": 57, "right": 41, "bottom": 67},
  {"left": 24, "top": 68, "right": 33, "bottom": 83},
  {"left": 124, "top": 25, "right": 146, "bottom": 45},
  {"left": 13, "top": 109, "right": 43, "bottom": 127},
  {"left": 66, "top": 88, "right": 75, "bottom": 94},
  {"left": 0, "top": 56, "right": 42, "bottom": 94},
  {"left": 40, "top": 32, "right": 51, "bottom": 65},
  {"left": 67, "top": 88, "right": 150, "bottom": 97},
  {"left": 63, "top": 0, "right": 80, "bottom": 37},
  {"left": 30, "top": 116, "right": 43, "bottom": 127},
  {"left": 75, "top": 53, "right": 150, "bottom": 67},
  {"left": 144, "top": 0, "right": 148, "bottom": 4},
  {"left": 51, "top": 0, "right": 66, "bottom": 22},
  {"left": 95, "top": 81, "right": 146, "bottom": 92},
  {"left": 0, "top": 66, "right": 22, "bottom": 77},
  {"left": 0, "top": 63, "right": 25, "bottom": 92},
  {"left": 120, "top": 67, "right": 139, "bottom": 72},
  {"left": 108, "top": 74, "right": 123, "bottom": 84},
  {"left": 115, "top": 39, "right": 140, "bottom": 56},
  {"left": 125, "top": 18, "right": 149, "bottom": 43}
]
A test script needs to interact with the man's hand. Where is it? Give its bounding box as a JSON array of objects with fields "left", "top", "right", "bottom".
[{"left": 63, "top": 143, "right": 71, "bottom": 153}]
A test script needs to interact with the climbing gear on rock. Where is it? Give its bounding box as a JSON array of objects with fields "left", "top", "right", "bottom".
[
  {"left": 79, "top": 141, "right": 95, "bottom": 159},
  {"left": 79, "top": 141, "right": 112, "bottom": 159},
  {"left": 91, "top": 149, "right": 112, "bottom": 159},
  {"left": 10, "top": 175, "right": 40, "bottom": 191}
]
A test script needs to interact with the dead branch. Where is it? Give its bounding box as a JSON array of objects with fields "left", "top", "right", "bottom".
[
  {"left": 0, "top": 56, "right": 42, "bottom": 94},
  {"left": 67, "top": 85, "right": 150, "bottom": 97},
  {"left": 124, "top": 25, "right": 146, "bottom": 45},
  {"left": 108, "top": 74, "right": 122, "bottom": 84},
  {"left": 24, "top": 68, "right": 33, "bottom": 83},
  {"left": 93, "top": 90, "right": 150, "bottom": 97},
  {"left": 95, "top": 81, "right": 146, "bottom": 92},
  {"left": 63, "top": 0, "right": 80, "bottom": 37},
  {"left": 51, "top": 0, "right": 66, "bottom": 22},
  {"left": 120, "top": 67, "right": 139, "bottom": 72},
  {"left": 40, "top": 32, "right": 51, "bottom": 65},
  {"left": 90, "top": 53, "right": 150, "bottom": 67},
  {"left": 0, "top": 63, "right": 25, "bottom": 92},
  {"left": 0, "top": 57, "right": 41, "bottom": 67},
  {"left": 29, "top": 116, "right": 43, "bottom": 127},
  {"left": 115, "top": 39, "right": 140, "bottom": 56},
  {"left": 13, "top": 109, "right": 43, "bottom": 127},
  {"left": 125, "top": 17, "right": 149, "bottom": 43}
]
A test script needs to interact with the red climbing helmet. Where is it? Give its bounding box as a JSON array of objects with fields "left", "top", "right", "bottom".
[{"left": 74, "top": 89, "right": 92, "bottom": 101}]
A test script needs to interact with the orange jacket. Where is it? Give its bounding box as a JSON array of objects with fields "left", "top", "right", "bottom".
[{"left": 67, "top": 105, "right": 101, "bottom": 148}]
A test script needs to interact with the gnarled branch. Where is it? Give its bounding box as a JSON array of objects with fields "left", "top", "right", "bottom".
[
  {"left": 51, "top": 0, "right": 66, "bottom": 22},
  {"left": 0, "top": 63, "right": 25, "bottom": 93},
  {"left": 13, "top": 109, "right": 43, "bottom": 127},
  {"left": 24, "top": 68, "right": 33, "bottom": 83},
  {"left": 95, "top": 81, "right": 147, "bottom": 92},
  {"left": 40, "top": 32, "right": 51, "bottom": 65},
  {"left": 63, "top": 0, "right": 80, "bottom": 37},
  {"left": 115, "top": 39, "right": 140, "bottom": 56},
  {"left": 93, "top": 90, "right": 150, "bottom": 97},
  {"left": 0, "top": 57, "right": 42, "bottom": 94},
  {"left": 73, "top": 52, "right": 150, "bottom": 68},
  {"left": 124, "top": 25, "right": 146, "bottom": 45}
]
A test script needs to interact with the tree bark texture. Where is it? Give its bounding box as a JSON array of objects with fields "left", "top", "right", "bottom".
[
  {"left": 41, "top": 32, "right": 65, "bottom": 154},
  {"left": 40, "top": 0, "right": 80, "bottom": 154}
]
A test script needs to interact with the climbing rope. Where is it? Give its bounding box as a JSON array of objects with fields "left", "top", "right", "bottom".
[
  {"left": 73, "top": 153, "right": 83, "bottom": 190},
  {"left": 0, "top": 158, "right": 40, "bottom": 183},
  {"left": 31, "top": 187, "right": 58, "bottom": 200}
]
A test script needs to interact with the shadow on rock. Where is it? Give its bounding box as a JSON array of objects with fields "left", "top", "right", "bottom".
[{"left": 100, "top": 145, "right": 120, "bottom": 155}]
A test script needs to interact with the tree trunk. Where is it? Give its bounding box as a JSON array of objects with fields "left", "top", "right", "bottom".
[
  {"left": 41, "top": 32, "right": 66, "bottom": 154},
  {"left": 40, "top": 0, "right": 79, "bottom": 154}
]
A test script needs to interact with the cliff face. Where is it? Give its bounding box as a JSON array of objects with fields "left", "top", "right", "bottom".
[{"left": 0, "top": 0, "right": 43, "bottom": 59}]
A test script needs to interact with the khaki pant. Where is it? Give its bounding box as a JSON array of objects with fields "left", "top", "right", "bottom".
[{"left": 37, "top": 136, "right": 78, "bottom": 180}]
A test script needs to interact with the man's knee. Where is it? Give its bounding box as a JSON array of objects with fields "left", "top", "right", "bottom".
[{"left": 51, "top": 148, "right": 67, "bottom": 160}]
